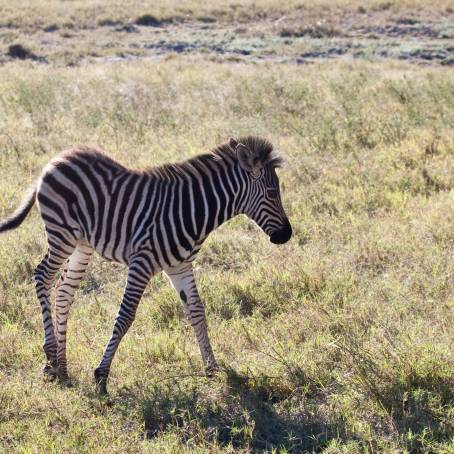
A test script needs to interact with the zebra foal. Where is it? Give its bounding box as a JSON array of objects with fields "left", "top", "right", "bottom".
[{"left": 0, "top": 136, "right": 292, "bottom": 394}]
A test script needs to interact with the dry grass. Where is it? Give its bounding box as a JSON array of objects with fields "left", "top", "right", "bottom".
[
  {"left": 1, "top": 0, "right": 452, "bottom": 67},
  {"left": 0, "top": 0, "right": 453, "bottom": 30}
]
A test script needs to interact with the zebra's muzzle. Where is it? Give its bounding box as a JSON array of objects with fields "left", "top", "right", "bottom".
[{"left": 269, "top": 220, "right": 292, "bottom": 244}]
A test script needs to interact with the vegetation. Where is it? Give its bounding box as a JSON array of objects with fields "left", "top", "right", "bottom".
[
  {"left": 1, "top": 0, "right": 453, "bottom": 30},
  {"left": 1, "top": 0, "right": 452, "bottom": 66},
  {"left": 0, "top": 1, "right": 453, "bottom": 452}
]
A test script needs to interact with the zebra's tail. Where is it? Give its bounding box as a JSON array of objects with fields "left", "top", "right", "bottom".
[{"left": 0, "top": 185, "right": 37, "bottom": 233}]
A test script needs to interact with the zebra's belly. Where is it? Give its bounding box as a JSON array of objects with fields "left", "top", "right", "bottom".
[
  {"left": 88, "top": 235, "right": 131, "bottom": 265},
  {"left": 88, "top": 234, "right": 200, "bottom": 269},
  {"left": 148, "top": 238, "right": 200, "bottom": 270}
]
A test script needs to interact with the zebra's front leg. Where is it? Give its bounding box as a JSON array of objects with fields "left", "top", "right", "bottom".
[
  {"left": 94, "top": 254, "right": 153, "bottom": 394},
  {"left": 166, "top": 264, "right": 219, "bottom": 376}
]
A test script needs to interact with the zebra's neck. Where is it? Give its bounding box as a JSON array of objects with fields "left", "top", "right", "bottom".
[{"left": 181, "top": 158, "right": 249, "bottom": 242}]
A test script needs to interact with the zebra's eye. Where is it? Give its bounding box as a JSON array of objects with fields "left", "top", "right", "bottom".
[{"left": 266, "top": 188, "right": 278, "bottom": 199}]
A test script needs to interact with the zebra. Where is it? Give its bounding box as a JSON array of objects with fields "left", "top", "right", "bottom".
[{"left": 0, "top": 136, "right": 292, "bottom": 394}]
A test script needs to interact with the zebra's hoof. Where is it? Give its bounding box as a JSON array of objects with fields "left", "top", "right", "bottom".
[
  {"left": 43, "top": 363, "right": 57, "bottom": 381},
  {"left": 96, "top": 380, "right": 108, "bottom": 395},
  {"left": 205, "top": 365, "right": 221, "bottom": 379},
  {"left": 94, "top": 369, "right": 108, "bottom": 395},
  {"left": 63, "top": 379, "right": 75, "bottom": 388},
  {"left": 57, "top": 373, "right": 73, "bottom": 388}
]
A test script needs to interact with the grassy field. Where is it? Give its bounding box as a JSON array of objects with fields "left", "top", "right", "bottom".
[{"left": 0, "top": 2, "right": 454, "bottom": 453}]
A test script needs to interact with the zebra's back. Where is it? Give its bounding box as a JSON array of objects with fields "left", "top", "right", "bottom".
[{"left": 37, "top": 148, "right": 157, "bottom": 264}]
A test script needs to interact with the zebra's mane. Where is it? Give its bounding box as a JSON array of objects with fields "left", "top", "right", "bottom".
[
  {"left": 140, "top": 136, "right": 284, "bottom": 179},
  {"left": 66, "top": 137, "right": 282, "bottom": 181},
  {"left": 212, "top": 136, "right": 284, "bottom": 169},
  {"left": 148, "top": 136, "right": 283, "bottom": 180}
]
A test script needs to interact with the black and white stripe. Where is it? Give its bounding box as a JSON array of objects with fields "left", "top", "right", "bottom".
[{"left": 0, "top": 136, "right": 292, "bottom": 393}]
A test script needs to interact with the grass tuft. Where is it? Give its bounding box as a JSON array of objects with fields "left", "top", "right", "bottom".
[
  {"left": 135, "top": 14, "right": 165, "bottom": 27},
  {"left": 7, "top": 44, "right": 36, "bottom": 60}
]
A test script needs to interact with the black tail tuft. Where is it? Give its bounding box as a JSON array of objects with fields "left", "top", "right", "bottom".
[{"left": 0, "top": 186, "right": 37, "bottom": 233}]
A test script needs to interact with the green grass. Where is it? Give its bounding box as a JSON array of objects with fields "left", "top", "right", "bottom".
[{"left": 0, "top": 55, "right": 453, "bottom": 452}]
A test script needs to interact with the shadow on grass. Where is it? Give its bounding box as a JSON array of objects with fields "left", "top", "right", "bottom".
[
  {"left": 92, "top": 362, "right": 454, "bottom": 452},
  {"left": 111, "top": 368, "right": 349, "bottom": 452}
]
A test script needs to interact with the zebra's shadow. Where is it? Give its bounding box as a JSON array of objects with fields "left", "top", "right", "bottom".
[{"left": 109, "top": 366, "right": 342, "bottom": 452}]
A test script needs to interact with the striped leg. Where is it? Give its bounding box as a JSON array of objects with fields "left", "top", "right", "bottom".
[
  {"left": 167, "top": 263, "right": 218, "bottom": 375},
  {"left": 94, "top": 253, "right": 153, "bottom": 394},
  {"left": 55, "top": 242, "right": 93, "bottom": 384},
  {"left": 34, "top": 239, "right": 75, "bottom": 378}
]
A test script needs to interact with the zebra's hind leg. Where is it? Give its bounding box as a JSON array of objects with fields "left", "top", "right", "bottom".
[
  {"left": 35, "top": 241, "right": 75, "bottom": 380},
  {"left": 94, "top": 252, "right": 153, "bottom": 395},
  {"left": 55, "top": 241, "right": 93, "bottom": 386},
  {"left": 166, "top": 263, "right": 219, "bottom": 377}
]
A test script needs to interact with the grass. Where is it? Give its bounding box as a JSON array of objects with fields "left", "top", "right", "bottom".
[{"left": 0, "top": 23, "right": 453, "bottom": 454}]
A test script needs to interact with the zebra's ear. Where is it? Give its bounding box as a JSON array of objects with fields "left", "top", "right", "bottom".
[
  {"left": 229, "top": 137, "right": 239, "bottom": 150},
  {"left": 235, "top": 142, "right": 261, "bottom": 177}
]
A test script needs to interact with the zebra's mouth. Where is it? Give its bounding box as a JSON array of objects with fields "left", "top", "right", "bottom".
[{"left": 269, "top": 221, "right": 292, "bottom": 244}]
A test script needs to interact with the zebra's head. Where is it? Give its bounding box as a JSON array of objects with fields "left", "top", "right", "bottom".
[{"left": 229, "top": 137, "right": 292, "bottom": 245}]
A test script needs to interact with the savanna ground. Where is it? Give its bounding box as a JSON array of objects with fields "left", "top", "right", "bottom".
[{"left": 0, "top": 1, "right": 453, "bottom": 452}]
